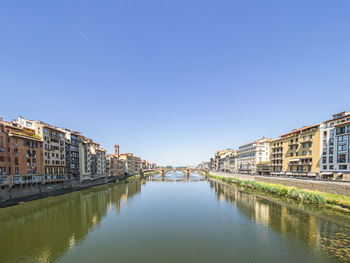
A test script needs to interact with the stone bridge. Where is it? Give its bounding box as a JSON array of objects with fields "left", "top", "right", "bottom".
[{"left": 141, "top": 168, "right": 209, "bottom": 177}]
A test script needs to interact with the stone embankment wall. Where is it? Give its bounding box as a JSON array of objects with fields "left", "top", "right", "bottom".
[
  {"left": 211, "top": 172, "right": 350, "bottom": 197},
  {"left": 0, "top": 177, "right": 110, "bottom": 207}
]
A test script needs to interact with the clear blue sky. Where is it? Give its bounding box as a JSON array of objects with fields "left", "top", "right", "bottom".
[{"left": 1, "top": 0, "right": 350, "bottom": 166}]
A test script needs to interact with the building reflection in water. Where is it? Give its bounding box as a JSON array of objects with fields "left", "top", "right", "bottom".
[
  {"left": 210, "top": 180, "right": 350, "bottom": 262},
  {"left": 0, "top": 180, "right": 142, "bottom": 263}
]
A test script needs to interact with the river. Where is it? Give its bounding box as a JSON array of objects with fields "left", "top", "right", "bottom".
[{"left": 0, "top": 172, "right": 349, "bottom": 263}]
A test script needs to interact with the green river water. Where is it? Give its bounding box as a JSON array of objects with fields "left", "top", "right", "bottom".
[{"left": 0, "top": 173, "right": 350, "bottom": 263}]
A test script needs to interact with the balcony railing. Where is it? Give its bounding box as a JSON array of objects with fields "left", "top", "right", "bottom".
[
  {"left": 300, "top": 138, "right": 312, "bottom": 143},
  {"left": 272, "top": 151, "right": 283, "bottom": 155},
  {"left": 0, "top": 176, "right": 9, "bottom": 185}
]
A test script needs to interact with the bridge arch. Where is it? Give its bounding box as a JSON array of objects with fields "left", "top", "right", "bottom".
[{"left": 141, "top": 168, "right": 209, "bottom": 177}]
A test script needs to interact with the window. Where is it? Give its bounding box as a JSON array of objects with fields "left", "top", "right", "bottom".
[
  {"left": 323, "top": 131, "right": 327, "bottom": 137},
  {"left": 308, "top": 150, "right": 312, "bottom": 155},
  {"left": 296, "top": 152, "right": 299, "bottom": 156},
  {"left": 303, "top": 143, "right": 306, "bottom": 148},
  {"left": 329, "top": 165, "right": 334, "bottom": 170},
  {"left": 331, "top": 130, "right": 334, "bottom": 136},
  {"left": 290, "top": 152, "right": 294, "bottom": 157},
  {"left": 339, "top": 165, "right": 347, "bottom": 170},
  {"left": 338, "top": 144, "right": 347, "bottom": 152},
  {"left": 337, "top": 127, "right": 346, "bottom": 135},
  {"left": 338, "top": 154, "right": 347, "bottom": 163},
  {"left": 330, "top": 138, "right": 334, "bottom": 146},
  {"left": 329, "top": 147, "right": 334, "bottom": 154},
  {"left": 338, "top": 135, "right": 347, "bottom": 142},
  {"left": 309, "top": 142, "right": 312, "bottom": 147},
  {"left": 323, "top": 165, "right": 327, "bottom": 169},
  {"left": 302, "top": 151, "right": 306, "bottom": 156},
  {"left": 15, "top": 158, "right": 18, "bottom": 165},
  {"left": 15, "top": 167, "right": 18, "bottom": 174},
  {"left": 329, "top": 156, "right": 333, "bottom": 163},
  {"left": 322, "top": 157, "right": 327, "bottom": 163}
]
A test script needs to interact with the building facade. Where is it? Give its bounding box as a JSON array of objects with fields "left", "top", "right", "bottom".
[
  {"left": 236, "top": 138, "right": 270, "bottom": 174},
  {"left": 0, "top": 120, "right": 44, "bottom": 185},
  {"left": 60, "top": 129, "right": 81, "bottom": 180},
  {"left": 17, "top": 117, "right": 68, "bottom": 182},
  {"left": 281, "top": 124, "right": 320, "bottom": 177},
  {"left": 269, "top": 138, "right": 284, "bottom": 175},
  {"left": 320, "top": 111, "right": 350, "bottom": 180},
  {"left": 119, "top": 153, "right": 141, "bottom": 176}
]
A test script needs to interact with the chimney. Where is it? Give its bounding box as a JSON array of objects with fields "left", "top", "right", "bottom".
[{"left": 114, "top": 144, "right": 120, "bottom": 157}]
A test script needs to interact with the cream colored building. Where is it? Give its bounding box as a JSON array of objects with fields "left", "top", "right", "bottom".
[{"left": 236, "top": 137, "right": 271, "bottom": 174}]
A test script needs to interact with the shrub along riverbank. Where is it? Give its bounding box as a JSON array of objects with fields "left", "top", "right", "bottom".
[{"left": 206, "top": 174, "right": 350, "bottom": 213}]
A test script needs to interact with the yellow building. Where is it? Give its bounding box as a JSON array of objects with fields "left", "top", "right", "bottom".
[
  {"left": 269, "top": 138, "right": 284, "bottom": 175},
  {"left": 279, "top": 124, "right": 321, "bottom": 177}
]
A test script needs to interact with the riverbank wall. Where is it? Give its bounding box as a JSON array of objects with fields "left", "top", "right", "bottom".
[
  {"left": 0, "top": 178, "right": 111, "bottom": 207},
  {"left": 210, "top": 172, "right": 350, "bottom": 197},
  {"left": 0, "top": 172, "right": 160, "bottom": 208}
]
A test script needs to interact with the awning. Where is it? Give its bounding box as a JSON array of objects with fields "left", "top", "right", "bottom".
[{"left": 289, "top": 158, "right": 300, "bottom": 162}]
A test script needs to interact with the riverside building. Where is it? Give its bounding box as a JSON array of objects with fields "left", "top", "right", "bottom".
[
  {"left": 17, "top": 117, "right": 68, "bottom": 182},
  {"left": 320, "top": 111, "right": 350, "bottom": 181},
  {"left": 59, "top": 129, "right": 81, "bottom": 180},
  {"left": 0, "top": 120, "right": 44, "bottom": 186},
  {"left": 280, "top": 124, "right": 321, "bottom": 177},
  {"left": 119, "top": 153, "right": 141, "bottom": 175},
  {"left": 79, "top": 137, "right": 107, "bottom": 181},
  {"left": 106, "top": 145, "right": 124, "bottom": 179},
  {"left": 236, "top": 138, "right": 271, "bottom": 174}
]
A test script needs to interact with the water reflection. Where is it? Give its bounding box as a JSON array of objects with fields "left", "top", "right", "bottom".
[
  {"left": 148, "top": 172, "right": 206, "bottom": 182},
  {"left": 210, "top": 180, "right": 350, "bottom": 262},
  {"left": 0, "top": 180, "right": 142, "bottom": 263}
]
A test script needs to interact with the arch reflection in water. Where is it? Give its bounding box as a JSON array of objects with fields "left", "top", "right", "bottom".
[
  {"left": 148, "top": 172, "right": 206, "bottom": 182},
  {"left": 210, "top": 180, "right": 350, "bottom": 262},
  {"left": 0, "top": 180, "right": 142, "bottom": 263}
]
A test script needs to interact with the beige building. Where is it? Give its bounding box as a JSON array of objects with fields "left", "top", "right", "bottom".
[
  {"left": 106, "top": 145, "right": 124, "bottom": 178},
  {"left": 17, "top": 117, "right": 68, "bottom": 182},
  {"left": 119, "top": 153, "right": 141, "bottom": 175},
  {"left": 236, "top": 137, "right": 271, "bottom": 174},
  {"left": 79, "top": 137, "right": 107, "bottom": 181}
]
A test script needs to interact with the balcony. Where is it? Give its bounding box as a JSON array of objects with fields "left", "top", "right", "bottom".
[
  {"left": 299, "top": 162, "right": 312, "bottom": 166},
  {"left": 270, "top": 163, "right": 282, "bottom": 167},
  {"left": 0, "top": 176, "right": 9, "bottom": 185},
  {"left": 12, "top": 176, "right": 23, "bottom": 185},
  {"left": 272, "top": 151, "right": 283, "bottom": 155},
  {"left": 271, "top": 156, "right": 282, "bottom": 161},
  {"left": 300, "top": 137, "right": 313, "bottom": 143},
  {"left": 288, "top": 141, "right": 299, "bottom": 146}
]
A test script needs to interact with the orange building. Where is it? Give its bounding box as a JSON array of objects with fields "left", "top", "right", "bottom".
[{"left": 0, "top": 120, "right": 44, "bottom": 185}]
